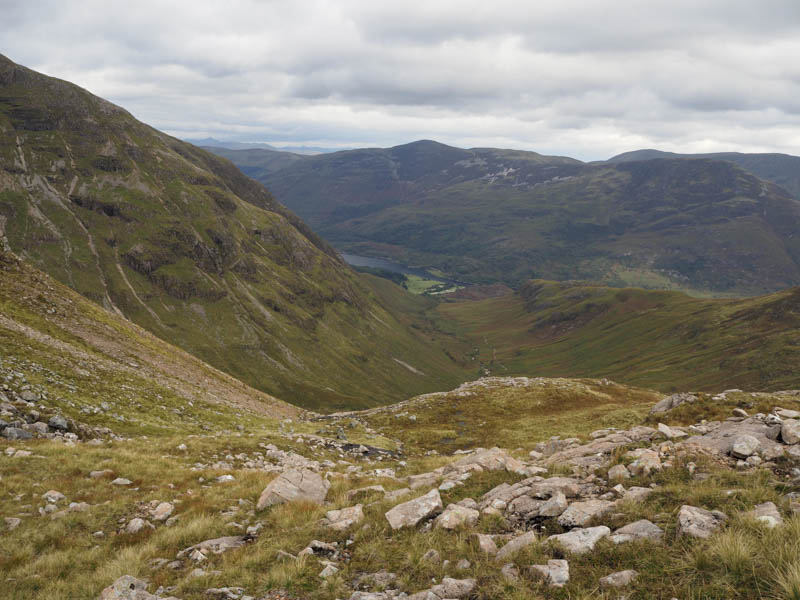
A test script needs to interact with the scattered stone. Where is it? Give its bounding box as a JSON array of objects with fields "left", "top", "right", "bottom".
[
  {"left": 434, "top": 503, "right": 480, "bottom": 530},
  {"left": 557, "top": 499, "right": 615, "bottom": 528},
  {"left": 677, "top": 505, "right": 727, "bottom": 539},
  {"left": 658, "top": 423, "right": 687, "bottom": 439},
  {"left": 610, "top": 519, "right": 664, "bottom": 544},
  {"left": 426, "top": 577, "right": 476, "bottom": 599},
  {"left": 745, "top": 502, "right": 783, "bottom": 528},
  {"left": 539, "top": 490, "right": 569, "bottom": 517},
  {"left": 599, "top": 569, "right": 639, "bottom": 588},
  {"left": 323, "top": 504, "right": 364, "bottom": 531},
  {"left": 495, "top": 531, "right": 537, "bottom": 562},
  {"left": 216, "top": 475, "right": 235, "bottom": 483},
  {"left": 501, "top": 563, "right": 519, "bottom": 583},
  {"left": 151, "top": 502, "right": 175, "bottom": 522},
  {"left": 385, "top": 489, "right": 442, "bottom": 530},
  {"left": 42, "top": 490, "right": 65, "bottom": 503},
  {"left": 782, "top": 420, "right": 800, "bottom": 445},
  {"left": 456, "top": 559, "right": 470, "bottom": 570},
  {"left": 99, "top": 575, "right": 158, "bottom": 599},
  {"left": 90, "top": 470, "right": 115, "bottom": 479},
  {"left": 48, "top": 414, "right": 68, "bottom": 431},
  {"left": 422, "top": 549, "right": 441, "bottom": 564},
  {"left": 730, "top": 435, "right": 760, "bottom": 459},
  {"left": 732, "top": 408, "right": 749, "bottom": 418},
  {"left": 628, "top": 450, "right": 662, "bottom": 476},
  {"left": 257, "top": 469, "right": 330, "bottom": 509},
  {"left": 470, "top": 533, "right": 498, "bottom": 555},
  {"left": 2, "top": 427, "right": 32, "bottom": 440},
  {"left": 178, "top": 535, "right": 254, "bottom": 558},
  {"left": 530, "top": 559, "right": 570, "bottom": 587},
  {"left": 650, "top": 393, "right": 696, "bottom": 414},
  {"left": 126, "top": 518, "right": 154, "bottom": 534},
  {"left": 608, "top": 464, "right": 630, "bottom": 481},
  {"left": 319, "top": 564, "right": 339, "bottom": 579},
  {"left": 111, "top": 478, "right": 132, "bottom": 486},
  {"left": 4, "top": 517, "right": 21, "bottom": 531},
  {"left": 548, "top": 526, "right": 610, "bottom": 554}
]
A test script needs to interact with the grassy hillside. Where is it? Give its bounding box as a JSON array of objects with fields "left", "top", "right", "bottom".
[
  {"left": 0, "top": 247, "right": 300, "bottom": 430},
  {"left": 436, "top": 280, "right": 800, "bottom": 393},
  {"left": 214, "top": 141, "right": 800, "bottom": 296},
  {"left": 609, "top": 149, "right": 800, "bottom": 201},
  {"left": 0, "top": 55, "right": 468, "bottom": 411}
]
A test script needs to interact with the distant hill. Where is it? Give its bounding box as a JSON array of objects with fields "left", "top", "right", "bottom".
[
  {"left": 211, "top": 140, "right": 800, "bottom": 296},
  {"left": 0, "top": 55, "right": 467, "bottom": 411},
  {"left": 608, "top": 149, "right": 800, "bottom": 201},
  {"left": 187, "top": 137, "right": 336, "bottom": 155}
]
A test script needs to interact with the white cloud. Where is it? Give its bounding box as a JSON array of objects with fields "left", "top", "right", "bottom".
[{"left": 3, "top": 0, "right": 800, "bottom": 160}]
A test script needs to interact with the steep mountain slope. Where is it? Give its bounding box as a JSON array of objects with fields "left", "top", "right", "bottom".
[
  {"left": 608, "top": 149, "right": 800, "bottom": 201},
  {"left": 437, "top": 279, "right": 800, "bottom": 392},
  {"left": 214, "top": 142, "right": 800, "bottom": 296},
  {"left": 0, "top": 55, "right": 467, "bottom": 411},
  {"left": 0, "top": 247, "right": 299, "bottom": 430}
]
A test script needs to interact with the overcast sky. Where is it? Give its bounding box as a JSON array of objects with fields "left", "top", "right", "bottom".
[{"left": 4, "top": 0, "right": 800, "bottom": 160}]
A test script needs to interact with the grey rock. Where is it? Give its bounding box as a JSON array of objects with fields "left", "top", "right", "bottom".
[
  {"left": 151, "top": 502, "right": 175, "bottom": 522},
  {"left": 4, "top": 517, "right": 21, "bottom": 531},
  {"left": 610, "top": 519, "right": 664, "bottom": 543},
  {"left": 2, "top": 427, "right": 32, "bottom": 440},
  {"left": 730, "top": 435, "right": 760, "bottom": 459},
  {"left": 745, "top": 501, "right": 783, "bottom": 528},
  {"left": 548, "top": 526, "right": 610, "bottom": 554},
  {"left": 323, "top": 504, "right": 364, "bottom": 531},
  {"left": 495, "top": 531, "right": 537, "bottom": 562},
  {"left": 608, "top": 464, "right": 630, "bottom": 481},
  {"left": 434, "top": 503, "right": 479, "bottom": 530},
  {"left": 428, "top": 577, "right": 476, "bottom": 599},
  {"left": 599, "top": 569, "right": 638, "bottom": 588},
  {"left": 98, "top": 575, "right": 158, "bottom": 599},
  {"left": 628, "top": 449, "right": 661, "bottom": 476},
  {"left": 178, "top": 535, "right": 252, "bottom": 558},
  {"left": 470, "top": 533, "right": 498, "bottom": 555},
  {"left": 557, "top": 499, "right": 615, "bottom": 528},
  {"left": 385, "top": 489, "right": 442, "bottom": 530},
  {"left": 650, "top": 393, "right": 696, "bottom": 414},
  {"left": 501, "top": 563, "right": 519, "bottom": 582},
  {"left": 530, "top": 559, "right": 569, "bottom": 587},
  {"left": 677, "top": 505, "right": 727, "bottom": 539},
  {"left": 422, "top": 549, "right": 440, "bottom": 564},
  {"left": 42, "top": 490, "right": 66, "bottom": 503},
  {"left": 126, "top": 518, "right": 153, "bottom": 534},
  {"left": 111, "top": 478, "right": 132, "bottom": 486},
  {"left": 538, "top": 490, "right": 569, "bottom": 517},
  {"left": 48, "top": 414, "right": 68, "bottom": 431},
  {"left": 782, "top": 420, "right": 800, "bottom": 445},
  {"left": 256, "top": 469, "right": 330, "bottom": 510}
]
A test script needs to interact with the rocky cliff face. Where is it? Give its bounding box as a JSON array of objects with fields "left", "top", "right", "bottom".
[{"left": 0, "top": 55, "right": 464, "bottom": 410}]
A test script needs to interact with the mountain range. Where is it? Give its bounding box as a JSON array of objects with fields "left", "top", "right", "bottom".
[
  {"left": 210, "top": 141, "right": 800, "bottom": 296},
  {"left": 0, "top": 54, "right": 466, "bottom": 411}
]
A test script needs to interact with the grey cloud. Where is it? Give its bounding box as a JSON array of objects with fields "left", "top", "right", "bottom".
[{"left": 2, "top": 0, "right": 800, "bottom": 161}]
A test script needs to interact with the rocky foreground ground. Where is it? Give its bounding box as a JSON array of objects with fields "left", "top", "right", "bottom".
[{"left": 4, "top": 378, "right": 800, "bottom": 599}]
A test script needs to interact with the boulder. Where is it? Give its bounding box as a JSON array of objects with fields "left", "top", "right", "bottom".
[
  {"left": 548, "top": 526, "right": 610, "bottom": 554},
  {"left": 628, "top": 449, "right": 662, "bottom": 476},
  {"left": 323, "top": 504, "right": 364, "bottom": 531},
  {"left": 538, "top": 491, "right": 569, "bottom": 517},
  {"left": 470, "top": 533, "right": 498, "bottom": 555},
  {"left": 98, "top": 575, "right": 158, "bottom": 599},
  {"left": 745, "top": 501, "right": 783, "bottom": 528},
  {"left": 609, "top": 519, "right": 664, "bottom": 544},
  {"left": 530, "top": 559, "right": 569, "bottom": 587},
  {"left": 730, "top": 435, "right": 760, "bottom": 459},
  {"left": 42, "top": 490, "right": 66, "bottom": 504},
  {"left": 434, "top": 503, "right": 479, "bottom": 530},
  {"left": 599, "top": 569, "right": 638, "bottom": 588},
  {"left": 782, "top": 420, "right": 800, "bottom": 445},
  {"left": 607, "top": 464, "right": 630, "bottom": 481},
  {"left": 177, "top": 535, "right": 252, "bottom": 558},
  {"left": 557, "top": 499, "right": 615, "bottom": 528},
  {"left": 125, "top": 518, "right": 153, "bottom": 534},
  {"left": 257, "top": 469, "right": 330, "bottom": 509},
  {"left": 677, "top": 505, "right": 727, "bottom": 539},
  {"left": 428, "top": 577, "right": 476, "bottom": 599},
  {"left": 48, "top": 415, "right": 68, "bottom": 431},
  {"left": 650, "top": 393, "right": 696, "bottom": 414},
  {"left": 2, "top": 427, "right": 32, "bottom": 440},
  {"left": 151, "top": 502, "right": 175, "bottom": 522},
  {"left": 385, "top": 489, "right": 442, "bottom": 530},
  {"left": 495, "top": 531, "right": 537, "bottom": 562}
]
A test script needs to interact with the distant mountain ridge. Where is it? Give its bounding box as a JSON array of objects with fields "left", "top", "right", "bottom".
[
  {"left": 608, "top": 148, "right": 800, "bottom": 201},
  {"left": 210, "top": 141, "right": 800, "bottom": 296},
  {"left": 186, "top": 137, "right": 337, "bottom": 155},
  {"left": 0, "top": 55, "right": 466, "bottom": 411}
]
